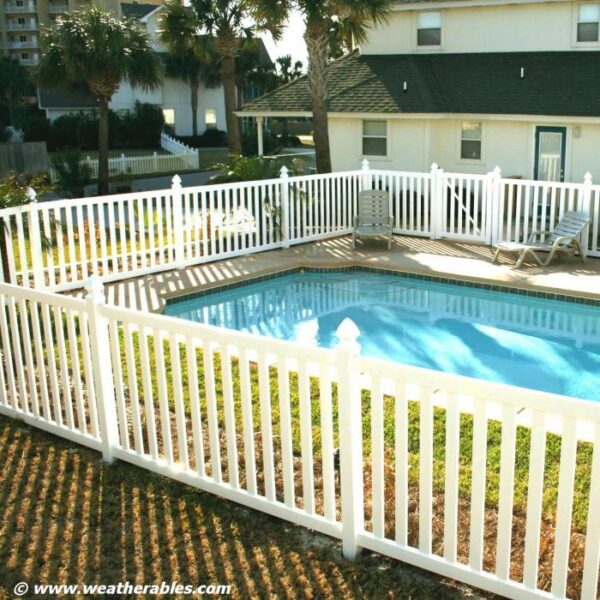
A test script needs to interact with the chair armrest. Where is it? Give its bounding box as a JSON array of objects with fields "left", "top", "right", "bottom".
[{"left": 527, "top": 229, "right": 551, "bottom": 243}]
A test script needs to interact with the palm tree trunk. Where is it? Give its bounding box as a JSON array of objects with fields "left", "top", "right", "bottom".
[
  {"left": 97, "top": 97, "right": 110, "bottom": 195},
  {"left": 190, "top": 73, "right": 199, "bottom": 137},
  {"left": 305, "top": 25, "right": 332, "bottom": 174},
  {"left": 221, "top": 54, "right": 242, "bottom": 155}
]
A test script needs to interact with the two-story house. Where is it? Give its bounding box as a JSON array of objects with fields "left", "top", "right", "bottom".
[
  {"left": 38, "top": 2, "right": 272, "bottom": 136},
  {"left": 241, "top": 0, "right": 600, "bottom": 182}
]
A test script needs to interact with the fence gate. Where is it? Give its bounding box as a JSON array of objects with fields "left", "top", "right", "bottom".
[{"left": 440, "top": 172, "right": 492, "bottom": 243}]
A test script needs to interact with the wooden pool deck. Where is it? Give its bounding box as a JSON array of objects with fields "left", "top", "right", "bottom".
[{"left": 81, "top": 235, "right": 600, "bottom": 311}]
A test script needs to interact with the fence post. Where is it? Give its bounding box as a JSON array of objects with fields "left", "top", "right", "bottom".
[
  {"left": 487, "top": 166, "right": 502, "bottom": 245},
  {"left": 171, "top": 174, "right": 186, "bottom": 268},
  {"left": 279, "top": 165, "right": 290, "bottom": 248},
  {"left": 26, "top": 187, "right": 44, "bottom": 288},
  {"left": 84, "top": 276, "right": 119, "bottom": 463},
  {"left": 581, "top": 172, "right": 593, "bottom": 259},
  {"left": 336, "top": 318, "right": 364, "bottom": 560},
  {"left": 153, "top": 151, "right": 158, "bottom": 172},
  {"left": 361, "top": 159, "right": 371, "bottom": 191},
  {"left": 120, "top": 153, "right": 126, "bottom": 174},
  {"left": 430, "top": 163, "right": 445, "bottom": 240}
]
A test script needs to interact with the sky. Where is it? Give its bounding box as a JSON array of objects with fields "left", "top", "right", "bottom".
[{"left": 260, "top": 9, "right": 308, "bottom": 67}]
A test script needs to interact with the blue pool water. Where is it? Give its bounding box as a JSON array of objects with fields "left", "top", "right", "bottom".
[{"left": 164, "top": 270, "right": 600, "bottom": 401}]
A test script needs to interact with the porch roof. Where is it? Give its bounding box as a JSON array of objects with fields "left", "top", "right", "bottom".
[{"left": 239, "top": 51, "right": 600, "bottom": 119}]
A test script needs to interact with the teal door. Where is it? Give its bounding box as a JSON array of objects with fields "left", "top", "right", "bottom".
[{"left": 534, "top": 126, "right": 566, "bottom": 182}]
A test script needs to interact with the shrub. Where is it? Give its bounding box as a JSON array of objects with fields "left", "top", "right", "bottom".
[
  {"left": 51, "top": 148, "right": 92, "bottom": 197},
  {"left": 14, "top": 105, "right": 50, "bottom": 143},
  {"left": 46, "top": 102, "right": 164, "bottom": 151},
  {"left": 177, "top": 129, "right": 228, "bottom": 148},
  {"left": 241, "top": 129, "right": 282, "bottom": 157}
]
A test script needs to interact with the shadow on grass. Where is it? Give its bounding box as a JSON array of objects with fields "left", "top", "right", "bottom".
[{"left": 0, "top": 416, "right": 482, "bottom": 600}]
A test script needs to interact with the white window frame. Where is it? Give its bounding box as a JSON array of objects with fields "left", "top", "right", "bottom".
[
  {"left": 415, "top": 11, "right": 443, "bottom": 50},
  {"left": 574, "top": 3, "right": 600, "bottom": 46},
  {"left": 458, "top": 121, "right": 484, "bottom": 164},
  {"left": 162, "top": 108, "right": 175, "bottom": 126},
  {"left": 361, "top": 120, "right": 389, "bottom": 159}
]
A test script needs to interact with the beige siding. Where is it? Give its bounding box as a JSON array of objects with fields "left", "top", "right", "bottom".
[
  {"left": 361, "top": 2, "right": 590, "bottom": 55},
  {"left": 330, "top": 116, "right": 600, "bottom": 182}
]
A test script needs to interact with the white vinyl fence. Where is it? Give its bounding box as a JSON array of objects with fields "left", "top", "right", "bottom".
[
  {"left": 0, "top": 278, "right": 599, "bottom": 600},
  {"left": 7, "top": 160, "right": 598, "bottom": 291}
]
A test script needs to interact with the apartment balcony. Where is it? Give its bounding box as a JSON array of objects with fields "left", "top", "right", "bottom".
[
  {"left": 4, "top": 1, "right": 36, "bottom": 13},
  {"left": 48, "top": 3, "right": 68, "bottom": 12},
  {"left": 7, "top": 36, "right": 38, "bottom": 48},
  {"left": 6, "top": 19, "right": 38, "bottom": 30},
  {"left": 18, "top": 55, "right": 39, "bottom": 66}
]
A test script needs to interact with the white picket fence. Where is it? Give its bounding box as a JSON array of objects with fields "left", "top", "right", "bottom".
[
  {"left": 4, "top": 161, "right": 599, "bottom": 291},
  {"left": 0, "top": 277, "right": 599, "bottom": 600},
  {"left": 49, "top": 134, "right": 199, "bottom": 183}
]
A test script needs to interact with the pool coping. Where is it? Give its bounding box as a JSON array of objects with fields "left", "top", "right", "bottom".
[{"left": 160, "top": 260, "right": 600, "bottom": 310}]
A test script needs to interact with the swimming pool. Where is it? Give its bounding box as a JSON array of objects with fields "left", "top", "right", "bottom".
[{"left": 164, "top": 269, "right": 600, "bottom": 402}]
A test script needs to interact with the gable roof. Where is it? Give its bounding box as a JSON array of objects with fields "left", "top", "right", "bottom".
[
  {"left": 240, "top": 51, "right": 600, "bottom": 118},
  {"left": 121, "top": 2, "right": 162, "bottom": 20},
  {"left": 38, "top": 87, "right": 98, "bottom": 110}
]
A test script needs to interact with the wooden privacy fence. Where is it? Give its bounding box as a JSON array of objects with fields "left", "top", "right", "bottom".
[
  {"left": 0, "top": 278, "right": 599, "bottom": 600},
  {"left": 2, "top": 161, "right": 599, "bottom": 291}
]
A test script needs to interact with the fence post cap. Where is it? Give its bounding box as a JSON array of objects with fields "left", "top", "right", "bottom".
[
  {"left": 493, "top": 166, "right": 502, "bottom": 177},
  {"left": 361, "top": 159, "right": 370, "bottom": 171},
  {"left": 84, "top": 276, "right": 105, "bottom": 304},
  {"left": 430, "top": 162, "right": 439, "bottom": 171},
  {"left": 25, "top": 187, "right": 37, "bottom": 203},
  {"left": 584, "top": 171, "right": 593, "bottom": 184},
  {"left": 336, "top": 318, "right": 361, "bottom": 354},
  {"left": 171, "top": 174, "right": 182, "bottom": 188},
  {"left": 280, "top": 165, "right": 289, "bottom": 178}
]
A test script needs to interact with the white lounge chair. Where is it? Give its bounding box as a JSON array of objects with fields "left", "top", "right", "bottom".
[
  {"left": 492, "top": 210, "right": 589, "bottom": 269},
  {"left": 352, "top": 190, "right": 393, "bottom": 250}
]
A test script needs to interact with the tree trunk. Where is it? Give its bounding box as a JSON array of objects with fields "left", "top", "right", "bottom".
[
  {"left": 97, "top": 97, "right": 110, "bottom": 195},
  {"left": 305, "top": 26, "right": 332, "bottom": 174},
  {"left": 190, "top": 73, "right": 199, "bottom": 137},
  {"left": 221, "top": 54, "right": 242, "bottom": 155}
]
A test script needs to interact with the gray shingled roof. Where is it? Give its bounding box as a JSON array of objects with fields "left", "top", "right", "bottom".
[
  {"left": 121, "top": 2, "right": 160, "bottom": 19},
  {"left": 241, "top": 51, "right": 600, "bottom": 117},
  {"left": 38, "top": 87, "right": 98, "bottom": 110}
]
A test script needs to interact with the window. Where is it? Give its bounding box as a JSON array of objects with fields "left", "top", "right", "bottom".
[
  {"left": 578, "top": 4, "right": 600, "bottom": 42},
  {"left": 19, "top": 35, "right": 27, "bottom": 42},
  {"left": 18, "top": 17, "right": 25, "bottom": 24},
  {"left": 21, "top": 52, "right": 29, "bottom": 59},
  {"left": 205, "top": 108, "right": 217, "bottom": 130},
  {"left": 362, "top": 120, "right": 387, "bottom": 156},
  {"left": 460, "top": 122, "right": 482, "bottom": 160},
  {"left": 417, "top": 12, "right": 442, "bottom": 46},
  {"left": 162, "top": 108, "right": 175, "bottom": 126}
]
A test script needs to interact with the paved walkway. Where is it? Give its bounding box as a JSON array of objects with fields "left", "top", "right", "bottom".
[{"left": 93, "top": 235, "right": 600, "bottom": 312}]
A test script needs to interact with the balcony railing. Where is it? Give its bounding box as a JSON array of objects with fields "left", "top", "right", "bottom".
[
  {"left": 18, "top": 55, "right": 39, "bottom": 65},
  {"left": 4, "top": 2, "right": 36, "bottom": 13},
  {"left": 48, "top": 3, "right": 68, "bottom": 12},
  {"left": 6, "top": 19, "right": 38, "bottom": 30},
  {"left": 7, "top": 37, "right": 37, "bottom": 48}
]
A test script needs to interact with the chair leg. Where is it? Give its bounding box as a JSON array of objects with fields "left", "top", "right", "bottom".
[{"left": 492, "top": 248, "right": 501, "bottom": 263}]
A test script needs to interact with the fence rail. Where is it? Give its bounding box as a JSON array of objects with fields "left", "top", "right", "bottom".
[
  {"left": 7, "top": 161, "right": 598, "bottom": 291},
  {"left": 0, "top": 278, "right": 599, "bottom": 599}
]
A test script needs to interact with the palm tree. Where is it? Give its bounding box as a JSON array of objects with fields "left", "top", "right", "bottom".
[
  {"left": 187, "top": 0, "right": 256, "bottom": 155},
  {"left": 159, "top": 0, "right": 220, "bottom": 138},
  {"left": 252, "top": 0, "right": 392, "bottom": 173},
  {"left": 0, "top": 56, "right": 30, "bottom": 128},
  {"left": 274, "top": 55, "right": 304, "bottom": 141},
  {"left": 38, "top": 7, "right": 162, "bottom": 195}
]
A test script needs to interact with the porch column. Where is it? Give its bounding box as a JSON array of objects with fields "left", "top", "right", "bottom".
[{"left": 257, "top": 116, "right": 264, "bottom": 157}]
